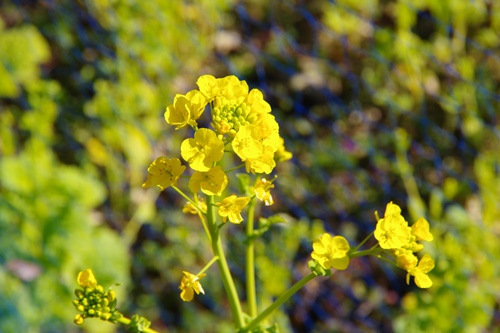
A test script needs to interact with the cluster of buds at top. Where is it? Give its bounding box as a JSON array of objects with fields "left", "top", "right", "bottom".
[{"left": 72, "top": 269, "right": 122, "bottom": 325}]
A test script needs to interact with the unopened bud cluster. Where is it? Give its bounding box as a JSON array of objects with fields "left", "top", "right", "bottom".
[{"left": 72, "top": 283, "right": 122, "bottom": 325}]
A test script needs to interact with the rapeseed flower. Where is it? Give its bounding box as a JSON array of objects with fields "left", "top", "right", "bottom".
[
  {"left": 165, "top": 90, "right": 207, "bottom": 129},
  {"left": 311, "top": 233, "right": 350, "bottom": 270},
  {"left": 181, "top": 128, "right": 224, "bottom": 172},
  {"left": 252, "top": 178, "right": 275, "bottom": 206},
  {"left": 406, "top": 254, "right": 435, "bottom": 288},
  {"left": 142, "top": 157, "right": 186, "bottom": 190},
  {"left": 188, "top": 166, "right": 228, "bottom": 196},
  {"left": 217, "top": 195, "right": 251, "bottom": 224},
  {"left": 179, "top": 271, "right": 206, "bottom": 302},
  {"left": 77, "top": 269, "right": 97, "bottom": 289},
  {"left": 374, "top": 202, "right": 411, "bottom": 249}
]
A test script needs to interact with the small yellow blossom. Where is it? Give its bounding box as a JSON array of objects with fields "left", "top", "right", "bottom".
[
  {"left": 181, "top": 128, "right": 224, "bottom": 172},
  {"left": 407, "top": 254, "right": 435, "bottom": 288},
  {"left": 182, "top": 197, "right": 207, "bottom": 215},
  {"left": 165, "top": 90, "right": 207, "bottom": 129},
  {"left": 252, "top": 178, "right": 275, "bottom": 206},
  {"left": 77, "top": 269, "right": 97, "bottom": 289},
  {"left": 232, "top": 125, "right": 263, "bottom": 160},
  {"left": 411, "top": 217, "right": 434, "bottom": 242},
  {"left": 142, "top": 157, "right": 186, "bottom": 190},
  {"left": 217, "top": 195, "right": 251, "bottom": 224},
  {"left": 188, "top": 166, "right": 228, "bottom": 196},
  {"left": 179, "top": 271, "right": 206, "bottom": 302},
  {"left": 311, "top": 233, "right": 350, "bottom": 270},
  {"left": 244, "top": 145, "right": 276, "bottom": 174},
  {"left": 374, "top": 202, "right": 412, "bottom": 249}
]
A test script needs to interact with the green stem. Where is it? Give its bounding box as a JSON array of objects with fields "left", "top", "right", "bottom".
[
  {"left": 351, "top": 231, "right": 374, "bottom": 252},
  {"left": 224, "top": 163, "right": 245, "bottom": 173},
  {"left": 198, "top": 256, "right": 219, "bottom": 276},
  {"left": 246, "top": 198, "right": 258, "bottom": 318},
  {"left": 240, "top": 273, "right": 316, "bottom": 333},
  {"left": 116, "top": 317, "right": 159, "bottom": 333},
  {"left": 173, "top": 186, "right": 211, "bottom": 242},
  {"left": 206, "top": 195, "right": 245, "bottom": 329}
]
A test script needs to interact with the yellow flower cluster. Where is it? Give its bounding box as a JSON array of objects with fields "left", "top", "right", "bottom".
[{"left": 374, "top": 202, "right": 434, "bottom": 288}]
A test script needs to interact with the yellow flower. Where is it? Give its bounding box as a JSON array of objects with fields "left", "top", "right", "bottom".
[
  {"left": 407, "top": 254, "right": 435, "bottom": 288},
  {"left": 188, "top": 166, "right": 228, "bottom": 196},
  {"left": 374, "top": 202, "right": 412, "bottom": 249},
  {"left": 274, "top": 136, "right": 293, "bottom": 162},
  {"left": 179, "top": 271, "right": 206, "bottom": 302},
  {"left": 232, "top": 125, "right": 263, "bottom": 160},
  {"left": 181, "top": 128, "right": 224, "bottom": 172},
  {"left": 244, "top": 146, "right": 276, "bottom": 174},
  {"left": 182, "top": 196, "right": 207, "bottom": 215},
  {"left": 142, "top": 157, "right": 186, "bottom": 190},
  {"left": 217, "top": 195, "right": 251, "bottom": 224},
  {"left": 252, "top": 178, "right": 275, "bottom": 206},
  {"left": 77, "top": 269, "right": 97, "bottom": 289},
  {"left": 411, "top": 217, "right": 434, "bottom": 242},
  {"left": 164, "top": 90, "right": 207, "bottom": 129},
  {"left": 311, "top": 233, "right": 350, "bottom": 270}
]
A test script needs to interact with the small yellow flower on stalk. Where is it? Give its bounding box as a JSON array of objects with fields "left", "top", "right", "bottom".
[
  {"left": 311, "top": 233, "right": 350, "bottom": 270},
  {"left": 142, "top": 157, "right": 186, "bottom": 190},
  {"left": 77, "top": 268, "right": 97, "bottom": 289},
  {"left": 182, "top": 196, "right": 207, "bottom": 214},
  {"left": 406, "top": 254, "right": 435, "bottom": 288},
  {"left": 374, "top": 202, "right": 412, "bottom": 250},
  {"left": 217, "top": 194, "right": 251, "bottom": 224},
  {"left": 411, "top": 217, "right": 434, "bottom": 242},
  {"left": 179, "top": 271, "right": 206, "bottom": 302},
  {"left": 181, "top": 128, "right": 224, "bottom": 172},
  {"left": 232, "top": 125, "right": 263, "bottom": 160},
  {"left": 165, "top": 90, "right": 207, "bottom": 129},
  {"left": 188, "top": 166, "right": 228, "bottom": 196},
  {"left": 252, "top": 178, "right": 275, "bottom": 206}
]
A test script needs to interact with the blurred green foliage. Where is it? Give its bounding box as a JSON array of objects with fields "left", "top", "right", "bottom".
[{"left": 0, "top": 0, "right": 499, "bottom": 332}]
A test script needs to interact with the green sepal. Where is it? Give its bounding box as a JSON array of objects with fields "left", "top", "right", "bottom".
[{"left": 308, "top": 260, "right": 332, "bottom": 277}]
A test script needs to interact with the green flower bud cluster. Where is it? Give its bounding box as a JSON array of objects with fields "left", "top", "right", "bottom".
[
  {"left": 73, "top": 284, "right": 122, "bottom": 325},
  {"left": 128, "top": 314, "right": 152, "bottom": 333},
  {"left": 212, "top": 98, "right": 257, "bottom": 137}
]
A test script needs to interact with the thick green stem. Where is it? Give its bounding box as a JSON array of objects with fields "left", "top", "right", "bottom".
[
  {"left": 246, "top": 198, "right": 258, "bottom": 317},
  {"left": 206, "top": 195, "right": 245, "bottom": 329},
  {"left": 240, "top": 273, "right": 316, "bottom": 333}
]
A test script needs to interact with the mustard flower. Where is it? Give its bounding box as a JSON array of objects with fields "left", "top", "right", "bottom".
[
  {"left": 252, "top": 177, "right": 275, "bottom": 206},
  {"left": 181, "top": 128, "right": 224, "bottom": 172},
  {"left": 217, "top": 195, "right": 251, "bottom": 224},
  {"left": 311, "top": 233, "right": 350, "bottom": 270},
  {"left": 411, "top": 217, "right": 434, "bottom": 242},
  {"left": 182, "top": 197, "right": 207, "bottom": 215},
  {"left": 407, "top": 254, "right": 435, "bottom": 288},
  {"left": 179, "top": 271, "right": 206, "bottom": 302},
  {"left": 244, "top": 145, "right": 276, "bottom": 174},
  {"left": 142, "top": 156, "right": 186, "bottom": 190},
  {"left": 188, "top": 166, "right": 228, "bottom": 196},
  {"left": 77, "top": 269, "right": 97, "bottom": 289},
  {"left": 374, "top": 202, "right": 412, "bottom": 249},
  {"left": 232, "top": 124, "right": 263, "bottom": 160},
  {"left": 165, "top": 90, "right": 207, "bottom": 129}
]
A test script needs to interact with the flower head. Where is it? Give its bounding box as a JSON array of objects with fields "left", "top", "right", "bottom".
[
  {"left": 179, "top": 271, "right": 206, "bottom": 302},
  {"left": 406, "top": 254, "right": 435, "bottom": 288},
  {"left": 181, "top": 128, "right": 224, "bottom": 172},
  {"left": 77, "top": 269, "right": 97, "bottom": 289},
  {"left": 217, "top": 195, "right": 251, "bottom": 224},
  {"left": 311, "top": 233, "right": 350, "bottom": 270},
  {"left": 252, "top": 177, "right": 275, "bottom": 206},
  {"left": 374, "top": 202, "right": 412, "bottom": 249},
  {"left": 165, "top": 90, "right": 207, "bottom": 129},
  {"left": 142, "top": 157, "right": 186, "bottom": 190},
  {"left": 188, "top": 166, "right": 228, "bottom": 196},
  {"left": 411, "top": 217, "right": 434, "bottom": 242}
]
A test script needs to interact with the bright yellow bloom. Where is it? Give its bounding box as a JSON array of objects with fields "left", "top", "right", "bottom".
[
  {"left": 165, "top": 90, "right": 207, "bottom": 129},
  {"left": 374, "top": 202, "right": 412, "bottom": 249},
  {"left": 142, "top": 157, "right": 186, "bottom": 190},
  {"left": 217, "top": 195, "right": 251, "bottom": 224},
  {"left": 232, "top": 125, "right": 262, "bottom": 160},
  {"left": 411, "top": 217, "right": 434, "bottom": 242},
  {"left": 274, "top": 136, "right": 293, "bottom": 162},
  {"left": 406, "top": 254, "right": 435, "bottom": 288},
  {"left": 179, "top": 271, "right": 206, "bottom": 302},
  {"left": 244, "top": 146, "right": 276, "bottom": 174},
  {"left": 181, "top": 128, "right": 224, "bottom": 172},
  {"left": 77, "top": 269, "right": 97, "bottom": 289},
  {"left": 188, "top": 166, "right": 228, "bottom": 196},
  {"left": 311, "top": 233, "right": 350, "bottom": 270},
  {"left": 252, "top": 178, "right": 275, "bottom": 206}
]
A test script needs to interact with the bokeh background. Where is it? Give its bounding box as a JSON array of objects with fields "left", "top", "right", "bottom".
[{"left": 1, "top": 0, "right": 499, "bottom": 332}]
